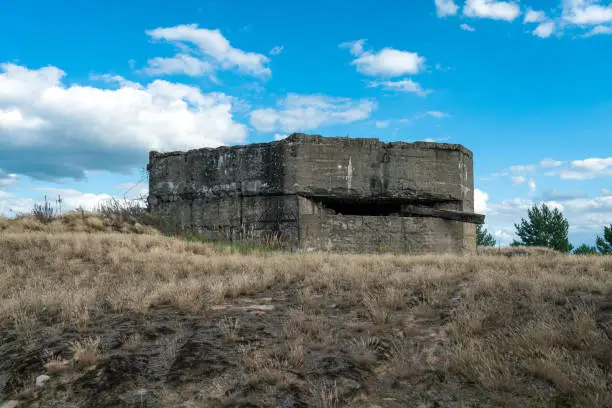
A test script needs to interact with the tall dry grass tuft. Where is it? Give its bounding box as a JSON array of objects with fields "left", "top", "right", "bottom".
[
  {"left": 218, "top": 316, "right": 240, "bottom": 344},
  {"left": 309, "top": 379, "right": 341, "bottom": 408},
  {"left": 363, "top": 293, "right": 391, "bottom": 324},
  {"left": 69, "top": 337, "right": 101, "bottom": 367}
]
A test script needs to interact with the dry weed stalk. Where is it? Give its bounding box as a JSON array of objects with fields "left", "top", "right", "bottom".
[
  {"left": 218, "top": 316, "right": 240, "bottom": 344},
  {"left": 73, "top": 308, "right": 90, "bottom": 332},
  {"left": 69, "top": 336, "right": 101, "bottom": 367},
  {"left": 349, "top": 335, "right": 383, "bottom": 367},
  {"left": 284, "top": 337, "right": 305, "bottom": 368},
  {"left": 309, "top": 379, "right": 341, "bottom": 408},
  {"left": 363, "top": 293, "right": 391, "bottom": 324}
]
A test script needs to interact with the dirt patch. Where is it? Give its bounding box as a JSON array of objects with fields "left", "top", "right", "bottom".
[{"left": 0, "top": 288, "right": 488, "bottom": 407}]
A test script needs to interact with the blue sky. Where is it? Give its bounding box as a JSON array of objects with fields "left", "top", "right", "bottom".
[{"left": 1, "top": 0, "right": 611, "bottom": 246}]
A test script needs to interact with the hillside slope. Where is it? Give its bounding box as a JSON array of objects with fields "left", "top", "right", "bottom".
[{"left": 0, "top": 223, "right": 611, "bottom": 407}]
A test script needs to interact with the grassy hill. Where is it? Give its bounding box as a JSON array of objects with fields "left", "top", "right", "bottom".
[{"left": 1, "top": 214, "right": 611, "bottom": 407}]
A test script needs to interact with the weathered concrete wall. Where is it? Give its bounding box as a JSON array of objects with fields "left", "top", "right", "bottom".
[
  {"left": 148, "top": 141, "right": 286, "bottom": 201},
  {"left": 148, "top": 140, "right": 294, "bottom": 244},
  {"left": 150, "top": 194, "right": 299, "bottom": 245},
  {"left": 299, "top": 212, "right": 475, "bottom": 254},
  {"left": 148, "top": 133, "right": 482, "bottom": 253},
  {"left": 282, "top": 134, "right": 474, "bottom": 210},
  {"left": 149, "top": 134, "right": 473, "bottom": 207}
]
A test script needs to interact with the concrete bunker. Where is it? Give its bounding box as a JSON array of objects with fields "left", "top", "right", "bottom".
[{"left": 147, "top": 133, "right": 485, "bottom": 254}]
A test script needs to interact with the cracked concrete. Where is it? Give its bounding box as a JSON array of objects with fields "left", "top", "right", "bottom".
[{"left": 148, "top": 133, "right": 484, "bottom": 253}]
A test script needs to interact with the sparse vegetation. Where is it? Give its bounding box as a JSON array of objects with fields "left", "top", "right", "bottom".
[
  {"left": 0, "top": 210, "right": 160, "bottom": 235},
  {"left": 31, "top": 194, "right": 56, "bottom": 224},
  {"left": 97, "top": 196, "right": 146, "bottom": 217},
  {"left": 0, "top": 217, "right": 610, "bottom": 407}
]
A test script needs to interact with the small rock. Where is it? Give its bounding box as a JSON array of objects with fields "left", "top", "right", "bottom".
[
  {"left": 35, "top": 375, "right": 50, "bottom": 387},
  {"left": 1, "top": 401, "right": 20, "bottom": 408},
  {"left": 450, "top": 297, "right": 460, "bottom": 303}
]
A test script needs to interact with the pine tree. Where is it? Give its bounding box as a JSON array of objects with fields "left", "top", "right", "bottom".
[
  {"left": 513, "top": 203, "right": 573, "bottom": 253},
  {"left": 573, "top": 243, "right": 598, "bottom": 255},
  {"left": 476, "top": 224, "right": 496, "bottom": 247},
  {"left": 595, "top": 224, "right": 612, "bottom": 254}
]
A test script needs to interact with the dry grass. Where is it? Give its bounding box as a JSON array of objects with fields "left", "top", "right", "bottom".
[
  {"left": 43, "top": 356, "right": 71, "bottom": 375},
  {"left": 69, "top": 337, "right": 102, "bottom": 367},
  {"left": 0, "top": 223, "right": 611, "bottom": 407},
  {"left": 0, "top": 212, "right": 159, "bottom": 235},
  {"left": 309, "top": 379, "right": 341, "bottom": 408},
  {"left": 120, "top": 333, "right": 143, "bottom": 352},
  {"left": 218, "top": 316, "right": 241, "bottom": 344}
]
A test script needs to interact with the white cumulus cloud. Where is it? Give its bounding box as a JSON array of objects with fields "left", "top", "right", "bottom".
[
  {"left": 435, "top": 0, "right": 459, "bottom": 17},
  {"left": 528, "top": 178, "right": 537, "bottom": 193},
  {"left": 558, "top": 157, "right": 612, "bottom": 179},
  {"left": 250, "top": 94, "right": 377, "bottom": 133},
  {"left": 533, "top": 21, "right": 556, "bottom": 38},
  {"left": 475, "top": 188, "right": 489, "bottom": 214},
  {"left": 145, "top": 24, "right": 271, "bottom": 77},
  {"left": 367, "top": 79, "right": 432, "bottom": 96},
  {"left": 563, "top": 0, "right": 612, "bottom": 25},
  {"left": 510, "top": 164, "right": 537, "bottom": 173},
  {"left": 0, "top": 108, "right": 47, "bottom": 130},
  {"left": 436, "top": 0, "right": 610, "bottom": 38},
  {"left": 463, "top": 0, "right": 521, "bottom": 21},
  {"left": 339, "top": 39, "right": 367, "bottom": 56},
  {"left": 583, "top": 24, "right": 612, "bottom": 36},
  {"left": 341, "top": 40, "right": 426, "bottom": 77},
  {"left": 0, "top": 63, "right": 248, "bottom": 179},
  {"left": 524, "top": 8, "right": 548, "bottom": 23},
  {"left": 143, "top": 53, "right": 215, "bottom": 77},
  {"left": 540, "top": 158, "right": 564, "bottom": 168}
]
